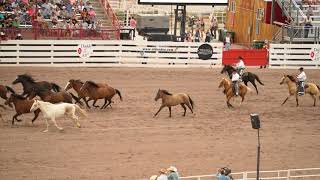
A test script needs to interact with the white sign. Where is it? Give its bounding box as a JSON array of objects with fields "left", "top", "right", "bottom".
[
  {"left": 77, "top": 43, "right": 93, "bottom": 58},
  {"left": 310, "top": 47, "right": 320, "bottom": 61},
  {"left": 138, "top": 0, "right": 228, "bottom": 4}
]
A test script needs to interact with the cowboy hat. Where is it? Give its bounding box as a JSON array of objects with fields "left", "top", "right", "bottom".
[
  {"left": 167, "top": 166, "right": 178, "bottom": 172},
  {"left": 299, "top": 67, "right": 304, "bottom": 71}
]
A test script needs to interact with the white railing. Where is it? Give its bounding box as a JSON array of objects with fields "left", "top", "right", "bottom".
[
  {"left": 269, "top": 43, "right": 320, "bottom": 69},
  {"left": 180, "top": 167, "right": 320, "bottom": 180},
  {"left": 0, "top": 40, "right": 223, "bottom": 68}
]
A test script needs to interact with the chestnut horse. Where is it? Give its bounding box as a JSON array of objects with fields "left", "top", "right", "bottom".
[
  {"left": 0, "top": 84, "right": 15, "bottom": 101},
  {"left": 280, "top": 75, "right": 320, "bottom": 106},
  {"left": 80, "top": 81, "right": 122, "bottom": 109},
  {"left": 218, "top": 78, "right": 252, "bottom": 108},
  {"left": 154, "top": 89, "right": 194, "bottom": 117},
  {"left": 64, "top": 79, "right": 109, "bottom": 108},
  {"left": 28, "top": 87, "right": 82, "bottom": 105},
  {"left": 12, "top": 74, "right": 61, "bottom": 98},
  {"left": 5, "top": 94, "right": 41, "bottom": 125}
]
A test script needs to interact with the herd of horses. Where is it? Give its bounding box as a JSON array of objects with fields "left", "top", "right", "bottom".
[{"left": 0, "top": 66, "right": 319, "bottom": 132}]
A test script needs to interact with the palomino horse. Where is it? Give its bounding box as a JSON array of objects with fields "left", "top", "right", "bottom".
[
  {"left": 218, "top": 78, "right": 252, "bottom": 108},
  {"left": 12, "top": 74, "right": 61, "bottom": 98},
  {"left": 280, "top": 75, "right": 320, "bottom": 106},
  {"left": 5, "top": 94, "right": 41, "bottom": 125},
  {"left": 221, "top": 65, "right": 264, "bottom": 94},
  {"left": 80, "top": 81, "right": 122, "bottom": 109},
  {"left": 30, "top": 100, "right": 87, "bottom": 132},
  {"left": 154, "top": 89, "right": 194, "bottom": 117},
  {"left": 29, "top": 86, "right": 82, "bottom": 105},
  {"left": 0, "top": 84, "right": 15, "bottom": 101},
  {"left": 64, "top": 79, "right": 109, "bottom": 108}
]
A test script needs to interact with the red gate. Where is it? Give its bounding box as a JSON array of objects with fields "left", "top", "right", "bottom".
[{"left": 222, "top": 49, "right": 268, "bottom": 66}]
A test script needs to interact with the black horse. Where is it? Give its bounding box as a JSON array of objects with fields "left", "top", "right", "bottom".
[
  {"left": 220, "top": 65, "right": 264, "bottom": 94},
  {"left": 12, "top": 74, "right": 61, "bottom": 98}
]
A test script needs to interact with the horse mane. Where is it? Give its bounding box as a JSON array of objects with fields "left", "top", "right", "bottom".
[
  {"left": 161, "top": 89, "right": 172, "bottom": 95},
  {"left": 19, "top": 74, "right": 36, "bottom": 82},
  {"left": 11, "top": 93, "right": 27, "bottom": 100},
  {"left": 86, "top": 81, "right": 99, "bottom": 88},
  {"left": 75, "top": 79, "right": 84, "bottom": 84},
  {"left": 286, "top": 75, "right": 296, "bottom": 82}
]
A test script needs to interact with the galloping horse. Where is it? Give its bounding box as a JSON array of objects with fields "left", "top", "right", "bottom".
[
  {"left": 30, "top": 100, "right": 87, "bottom": 132},
  {"left": 12, "top": 74, "right": 61, "bottom": 98},
  {"left": 5, "top": 93, "right": 41, "bottom": 125},
  {"left": 64, "top": 79, "right": 109, "bottom": 108},
  {"left": 221, "top": 65, "right": 264, "bottom": 94},
  {"left": 154, "top": 89, "right": 194, "bottom": 117},
  {"left": 0, "top": 84, "right": 15, "bottom": 101},
  {"left": 80, "top": 81, "right": 122, "bottom": 109},
  {"left": 280, "top": 75, "right": 320, "bottom": 106},
  {"left": 219, "top": 78, "right": 252, "bottom": 108},
  {"left": 28, "top": 86, "right": 82, "bottom": 105}
]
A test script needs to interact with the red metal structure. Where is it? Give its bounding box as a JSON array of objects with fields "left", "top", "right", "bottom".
[{"left": 222, "top": 49, "right": 268, "bottom": 66}]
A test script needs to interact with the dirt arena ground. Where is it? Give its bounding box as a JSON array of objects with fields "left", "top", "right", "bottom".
[{"left": 0, "top": 67, "right": 319, "bottom": 180}]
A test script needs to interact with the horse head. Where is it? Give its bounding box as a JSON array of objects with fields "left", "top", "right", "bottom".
[
  {"left": 280, "top": 75, "right": 295, "bottom": 85},
  {"left": 64, "top": 80, "right": 74, "bottom": 91},
  {"left": 12, "top": 74, "right": 35, "bottom": 85},
  {"left": 154, "top": 89, "right": 161, "bottom": 101},
  {"left": 218, "top": 78, "right": 228, "bottom": 88},
  {"left": 30, "top": 99, "right": 40, "bottom": 112}
]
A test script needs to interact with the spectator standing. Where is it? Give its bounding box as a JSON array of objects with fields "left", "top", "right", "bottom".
[
  {"left": 194, "top": 29, "right": 201, "bottom": 42},
  {"left": 200, "top": 17, "right": 205, "bottom": 38},
  {"left": 205, "top": 29, "right": 212, "bottom": 42},
  {"left": 129, "top": 16, "right": 136, "bottom": 40},
  {"left": 216, "top": 168, "right": 231, "bottom": 180},
  {"left": 304, "top": 15, "right": 312, "bottom": 38},
  {"left": 157, "top": 169, "right": 168, "bottom": 180},
  {"left": 188, "top": 16, "right": 194, "bottom": 34},
  {"left": 211, "top": 16, "right": 218, "bottom": 39},
  {"left": 224, "top": 33, "right": 232, "bottom": 50},
  {"left": 306, "top": 5, "right": 314, "bottom": 18},
  {"left": 15, "top": 33, "right": 23, "bottom": 40},
  {"left": 167, "top": 166, "right": 179, "bottom": 180},
  {"left": 261, "top": 40, "right": 269, "bottom": 69}
]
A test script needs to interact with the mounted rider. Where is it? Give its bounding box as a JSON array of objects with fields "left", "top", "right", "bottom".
[
  {"left": 231, "top": 69, "right": 240, "bottom": 96},
  {"left": 235, "top": 56, "right": 245, "bottom": 78},
  {"left": 297, "top": 67, "right": 307, "bottom": 96}
]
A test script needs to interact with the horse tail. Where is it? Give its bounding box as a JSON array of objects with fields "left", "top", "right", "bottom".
[
  {"left": 5, "top": 86, "right": 15, "bottom": 94},
  {"left": 70, "top": 92, "right": 83, "bottom": 106},
  {"left": 74, "top": 104, "right": 87, "bottom": 117},
  {"left": 115, "top": 89, "right": 123, "bottom": 101},
  {"left": 188, "top": 95, "right": 194, "bottom": 109},
  {"left": 51, "top": 83, "right": 61, "bottom": 92},
  {"left": 254, "top": 74, "right": 264, "bottom": 85}
]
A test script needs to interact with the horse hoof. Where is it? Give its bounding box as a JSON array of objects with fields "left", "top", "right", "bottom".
[
  {"left": 77, "top": 124, "right": 81, "bottom": 128},
  {"left": 42, "top": 130, "right": 48, "bottom": 133}
]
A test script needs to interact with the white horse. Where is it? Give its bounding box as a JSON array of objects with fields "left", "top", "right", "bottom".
[{"left": 30, "top": 100, "right": 87, "bottom": 132}]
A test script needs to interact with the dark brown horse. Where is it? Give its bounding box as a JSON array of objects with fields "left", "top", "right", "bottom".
[
  {"left": 80, "top": 81, "right": 122, "bottom": 109},
  {"left": 28, "top": 87, "right": 82, "bottom": 105},
  {"left": 0, "top": 84, "right": 15, "bottom": 101},
  {"left": 5, "top": 94, "right": 41, "bottom": 125},
  {"left": 12, "top": 74, "right": 61, "bottom": 98}
]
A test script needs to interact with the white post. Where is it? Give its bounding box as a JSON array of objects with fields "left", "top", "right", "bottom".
[
  {"left": 287, "top": 169, "right": 291, "bottom": 180},
  {"left": 243, "top": 171, "right": 248, "bottom": 180},
  {"left": 16, "top": 43, "right": 20, "bottom": 65}
]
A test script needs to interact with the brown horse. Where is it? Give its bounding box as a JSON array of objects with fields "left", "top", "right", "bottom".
[
  {"left": 28, "top": 87, "right": 83, "bottom": 105},
  {"left": 280, "top": 75, "right": 320, "bottom": 106},
  {"left": 218, "top": 78, "right": 252, "bottom": 108},
  {"left": 64, "top": 79, "right": 109, "bottom": 108},
  {"left": 12, "top": 74, "right": 61, "bottom": 98},
  {"left": 4, "top": 94, "right": 41, "bottom": 125},
  {"left": 80, "top": 81, "right": 122, "bottom": 109},
  {"left": 0, "top": 84, "right": 15, "bottom": 101},
  {"left": 154, "top": 89, "right": 194, "bottom": 117}
]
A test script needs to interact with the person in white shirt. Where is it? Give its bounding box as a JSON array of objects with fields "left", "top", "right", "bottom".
[
  {"left": 157, "top": 169, "right": 168, "bottom": 180},
  {"left": 235, "top": 56, "right": 245, "bottom": 77},
  {"left": 225, "top": 33, "right": 231, "bottom": 50},
  {"left": 297, "top": 67, "right": 307, "bottom": 96},
  {"left": 231, "top": 69, "right": 240, "bottom": 96}
]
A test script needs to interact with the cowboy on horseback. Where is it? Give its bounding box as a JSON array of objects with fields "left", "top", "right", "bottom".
[
  {"left": 231, "top": 69, "right": 240, "bottom": 96},
  {"left": 297, "top": 67, "right": 307, "bottom": 96},
  {"left": 234, "top": 56, "right": 245, "bottom": 78}
]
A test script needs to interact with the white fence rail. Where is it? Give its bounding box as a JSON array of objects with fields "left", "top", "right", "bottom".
[
  {"left": 269, "top": 43, "right": 320, "bottom": 69},
  {"left": 180, "top": 167, "right": 320, "bottom": 180},
  {"left": 0, "top": 40, "right": 223, "bottom": 68}
]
